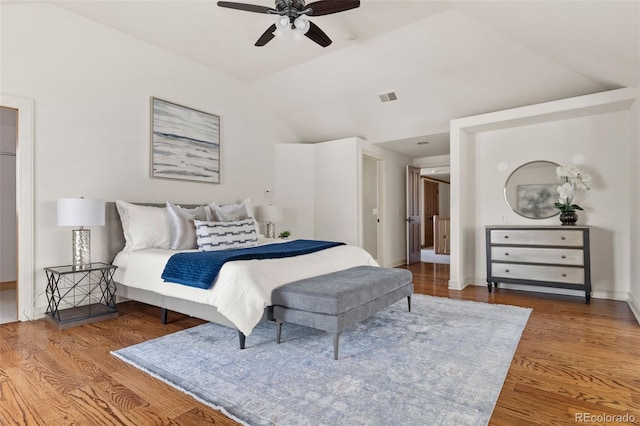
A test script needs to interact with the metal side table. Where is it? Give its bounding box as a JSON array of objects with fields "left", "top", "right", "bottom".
[{"left": 45, "top": 262, "right": 118, "bottom": 329}]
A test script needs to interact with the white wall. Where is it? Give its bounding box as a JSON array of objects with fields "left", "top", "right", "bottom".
[
  {"left": 1, "top": 3, "right": 297, "bottom": 316},
  {"left": 450, "top": 89, "right": 637, "bottom": 301},
  {"left": 275, "top": 138, "right": 411, "bottom": 267},
  {"left": 471, "top": 112, "right": 632, "bottom": 300},
  {"left": 630, "top": 88, "right": 640, "bottom": 322},
  {"left": 362, "top": 156, "right": 379, "bottom": 259},
  {"left": 274, "top": 144, "right": 314, "bottom": 239},
  {"left": 0, "top": 108, "right": 17, "bottom": 282},
  {"left": 315, "top": 139, "right": 359, "bottom": 245}
]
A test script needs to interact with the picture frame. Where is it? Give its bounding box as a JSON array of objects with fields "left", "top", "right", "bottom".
[
  {"left": 150, "top": 97, "right": 220, "bottom": 184},
  {"left": 517, "top": 184, "right": 557, "bottom": 219}
]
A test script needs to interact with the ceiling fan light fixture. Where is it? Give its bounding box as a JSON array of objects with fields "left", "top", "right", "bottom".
[
  {"left": 218, "top": 0, "right": 361, "bottom": 47},
  {"left": 275, "top": 15, "right": 291, "bottom": 31},
  {"left": 294, "top": 17, "right": 310, "bottom": 34}
]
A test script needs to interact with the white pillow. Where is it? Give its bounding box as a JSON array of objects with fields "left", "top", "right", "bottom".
[
  {"left": 208, "top": 198, "right": 252, "bottom": 221},
  {"left": 194, "top": 218, "right": 258, "bottom": 251},
  {"left": 208, "top": 198, "right": 262, "bottom": 236},
  {"left": 166, "top": 201, "right": 207, "bottom": 250},
  {"left": 116, "top": 200, "right": 170, "bottom": 252}
]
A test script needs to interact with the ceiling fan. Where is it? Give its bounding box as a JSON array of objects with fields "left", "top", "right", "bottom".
[{"left": 217, "top": 0, "right": 361, "bottom": 47}]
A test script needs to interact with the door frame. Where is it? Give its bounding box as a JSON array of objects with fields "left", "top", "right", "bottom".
[
  {"left": 359, "top": 150, "right": 384, "bottom": 266},
  {"left": 406, "top": 165, "right": 421, "bottom": 265},
  {"left": 1, "top": 93, "right": 34, "bottom": 321}
]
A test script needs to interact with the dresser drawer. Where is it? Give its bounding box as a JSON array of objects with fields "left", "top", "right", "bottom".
[
  {"left": 490, "top": 247, "right": 583, "bottom": 266},
  {"left": 490, "top": 229, "right": 583, "bottom": 247},
  {"left": 491, "top": 263, "right": 584, "bottom": 285}
]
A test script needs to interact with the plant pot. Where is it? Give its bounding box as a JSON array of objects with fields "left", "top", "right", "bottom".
[{"left": 559, "top": 210, "right": 578, "bottom": 226}]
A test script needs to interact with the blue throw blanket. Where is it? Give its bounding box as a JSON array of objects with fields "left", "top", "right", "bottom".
[{"left": 161, "top": 239, "right": 346, "bottom": 289}]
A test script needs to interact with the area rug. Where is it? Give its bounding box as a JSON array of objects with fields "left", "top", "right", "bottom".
[{"left": 112, "top": 295, "right": 531, "bottom": 426}]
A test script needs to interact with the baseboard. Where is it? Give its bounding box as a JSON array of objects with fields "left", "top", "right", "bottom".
[
  {"left": 447, "top": 279, "right": 468, "bottom": 290},
  {"left": 0, "top": 281, "right": 17, "bottom": 291},
  {"left": 628, "top": 292, "right": 640, "bottom": 325},
  {"left": 31, "top": 305, "right": 46, "bottom": 321},
  {"left": 592, "top": 290, "right": 629, "bottom": 301},
  {"left": 468, "top": 280, "right": 628, "bottom": 302},
  {"left": 386, "top": 259, "right": 407, "bottom": 268}
]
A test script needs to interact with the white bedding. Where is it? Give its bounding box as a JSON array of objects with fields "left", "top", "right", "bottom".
[{"left": 112, "top": 239, "right": 378, "bottom": 335}]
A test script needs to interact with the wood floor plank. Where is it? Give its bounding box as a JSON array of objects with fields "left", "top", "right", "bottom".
[
  {"left": 0, "top": 379, "right": 46, "bottom": 426},
  {"left": 4, "top": 365, "right": 78, "bottom": 424},
  {"left": 1, "top": 262, "right": 639, "bottom": 425}
]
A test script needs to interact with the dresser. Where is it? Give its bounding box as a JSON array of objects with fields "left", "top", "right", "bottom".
[{"left": 485, "top": 226, "right": 591, "bottom": 304}]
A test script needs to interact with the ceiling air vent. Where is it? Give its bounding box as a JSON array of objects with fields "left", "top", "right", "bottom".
[{"left": 378, "top": 92, "right": 398, "bottom": 103}]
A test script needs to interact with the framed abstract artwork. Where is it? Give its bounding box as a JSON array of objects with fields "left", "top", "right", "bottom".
[
  {"left": 517, "top": 184, "right": 557, "bottom": 219},
  {"left": 150, "top": 97, "right": 220, "bottom": 183}
]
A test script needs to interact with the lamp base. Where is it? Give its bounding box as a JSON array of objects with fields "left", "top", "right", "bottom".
[
  {"left": 72, "top": 229, "right": 91, "bottom": 269},
  {"left": 266, "top": 223, "right": 276, "bottom": 239}
]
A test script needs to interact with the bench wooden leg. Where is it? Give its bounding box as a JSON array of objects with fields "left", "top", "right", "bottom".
[
  {"left": 333, "top": 332, "right": 341, "bottom": 360},
  {"left": 407, "top": 295, "right": 412, "bottom": 312},
  {"left": 276, "top": 320, "right": 283, "bottom": 344},
  {"left": 238, "top": 331, "right": 246, "bottom": 350}
]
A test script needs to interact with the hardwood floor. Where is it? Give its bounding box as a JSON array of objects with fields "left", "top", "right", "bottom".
[{"left": 1, "top": 263, "right": 639, "bottom": 425}]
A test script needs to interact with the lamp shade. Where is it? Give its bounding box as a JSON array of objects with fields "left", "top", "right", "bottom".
[
  {"left": 255, "top": 205, "right": 283, "bottom": 223},
  {"left": 57, "top": 198, "right": 105, "bottom": 227}
]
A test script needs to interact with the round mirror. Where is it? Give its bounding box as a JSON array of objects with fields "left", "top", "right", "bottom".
[{"left": 504, "top": 161, "right": 560, "bottom": 219}]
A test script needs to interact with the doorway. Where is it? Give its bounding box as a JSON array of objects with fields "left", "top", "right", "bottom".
[
  {"left": 362, "top": 154, "right": 382, "bottom": 264},
  {"left": 420, "top": 175, "right": 450, "bottom": 264},
  {"left": 422, "top": 179, "right": 439, "bottom": 247},
  {"left": 0, "top": 106, "right": 18, "bottom": 323},
  {"left": 1, "top": 93, "right": 34, "bottom": 322}
]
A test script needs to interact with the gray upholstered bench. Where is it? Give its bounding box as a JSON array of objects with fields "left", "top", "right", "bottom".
[{"left": 271, "top": 266, "right": 413, "bottom": 360}]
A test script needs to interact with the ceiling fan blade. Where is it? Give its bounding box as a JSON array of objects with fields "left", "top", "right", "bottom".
[
  {"left": 255, "top": 24, "right": 277, "bottom": 46},
  {"left": 217, "top": 1, "right": 275, "bottom": 14},
  {"left": 305, "top": 0, "right": 360, "bottom": 16},
  {"left": 305, "top": 21, "right": 332, "bottom": 47}
]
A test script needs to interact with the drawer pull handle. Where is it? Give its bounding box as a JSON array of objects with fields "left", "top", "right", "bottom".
[
  {"left": 561, "top": 255, "right": 566, "bottom": 259},
  {"left": 505, "top": 269, "right": 510, "bottom": 273},
  {"left": 561, "top": 236, "right": 566, "bottom": 240},
  {"left": 504, "top": 235, "right": 509, "bottom": 239},
  {"left": 505, "top": 253, "right": 509, "bottom": 256},
  {"left": 562, "top": 273, "right": 567, "bottom": 277}
]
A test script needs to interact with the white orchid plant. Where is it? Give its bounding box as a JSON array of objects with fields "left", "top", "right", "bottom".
[{"left": 554, "top": 165, "right": 592, "bottom": 213}]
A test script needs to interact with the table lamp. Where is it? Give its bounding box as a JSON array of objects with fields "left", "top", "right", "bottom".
[
  {"left": 255, "top": 205, "right": 283, "bottom": 239},
  {"left": 57, "top": 198, "right": 105, "bottom": 269}
]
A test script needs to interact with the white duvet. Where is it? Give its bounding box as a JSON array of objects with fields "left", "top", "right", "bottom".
[{"left": 112, "top": 239, "right": 378, "bottom": 335}]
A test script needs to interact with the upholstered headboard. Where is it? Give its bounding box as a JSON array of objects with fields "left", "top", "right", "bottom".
[{"left": 105, "top": 201, "right": 202, "bottom": 264}]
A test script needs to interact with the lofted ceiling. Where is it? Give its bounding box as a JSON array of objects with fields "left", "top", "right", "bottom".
[{"left": 37, "top": 1, "right": 640, "bottom": 157}]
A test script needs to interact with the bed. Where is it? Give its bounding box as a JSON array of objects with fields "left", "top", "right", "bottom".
[{"left": 106, "top": 201, "right": 378, "bottom": 348}]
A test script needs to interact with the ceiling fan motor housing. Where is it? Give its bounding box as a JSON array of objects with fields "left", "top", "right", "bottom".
[{"left": 275, "top": 0, "right": 307, "bottom": 15}]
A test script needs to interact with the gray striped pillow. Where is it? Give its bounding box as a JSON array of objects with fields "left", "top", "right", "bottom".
[{"left": 194, "top": 218, "right": 258, "bottom": 251}]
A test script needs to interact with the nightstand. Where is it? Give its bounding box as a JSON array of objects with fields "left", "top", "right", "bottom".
[{"left": 44, "top": 262, "right": 118, "bottom": 329}]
